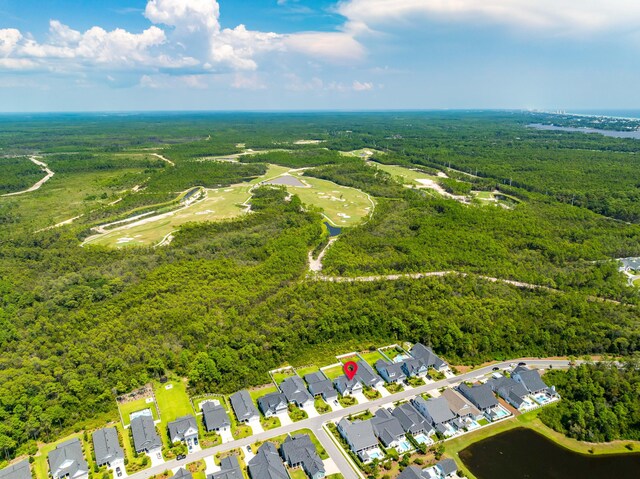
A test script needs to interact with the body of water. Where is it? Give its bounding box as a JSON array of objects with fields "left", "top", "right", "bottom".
[
  {"left": 568, "top": 110, "right": 640, "bottom": 120},
  {"left": 460, "top": 428, "right": 640, "bottom": 479},
  {"left": 324, "top": 221, "right": 342, "bottom": 237},
  {"left": 528, "top": 123, "right": 640, "bottom": 139}
]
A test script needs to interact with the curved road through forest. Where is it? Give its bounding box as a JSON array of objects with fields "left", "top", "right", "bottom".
[
  {"left": 1, "top": 156, "right": 54, "bottom": 197},
  {"left": 126, "top": 359, "right": 579, "bottom": 479}
]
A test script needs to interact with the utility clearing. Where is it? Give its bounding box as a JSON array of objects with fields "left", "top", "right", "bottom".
[{"left": 1, "top": 156, "right": 55, "bottom": 196}]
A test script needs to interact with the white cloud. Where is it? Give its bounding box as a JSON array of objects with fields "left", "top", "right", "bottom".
[
  {"left": 352, "top": 80, "right": 373, "bottom": 91},
  {"left": 284, "top": 32, "right": 365, "bottom": 63},
  {"left": 0, "top": 29, "right": 22, "bottom": 56},
  {"left": 145, "top": 0, "right": 220, "bottom": 33},
  {"left": 337, "top": 0, "right": 640, "bottom": 36}
]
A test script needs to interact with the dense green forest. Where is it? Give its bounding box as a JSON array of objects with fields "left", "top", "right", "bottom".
[
  {"left": 1, "top": 111, "right": 640, "bottom": 462},
  {"left": 0, "top": 157, "right": 45, "bottom": 194},
  {"left": 540, "top": 362, "right": 640, "bottom": 442}
]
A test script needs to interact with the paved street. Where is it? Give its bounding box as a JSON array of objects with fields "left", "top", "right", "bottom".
[{"left": 128, "top": 359, "right": 575, "bottom": 479}]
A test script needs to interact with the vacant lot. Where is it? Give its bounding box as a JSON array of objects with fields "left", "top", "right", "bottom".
[{"left": 154, "top": 379, "right": 193, "bottom": 424}]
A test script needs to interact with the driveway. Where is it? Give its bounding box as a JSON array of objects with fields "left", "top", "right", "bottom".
[
  {"left": 147, "top": 449, "right": 164, "bottom": 467},
  {"left": 248, "top": 419, "right": 264, "bottom": 434},
  {"left": 302, "top": 404, "right": 319, "bottom": 418},
  {"left": 220, "top": 429, "right": 234, "bottom": 443},
  {"left": 378, "top": 387, "right": 391, "bottom": 398},
  {"left": 323, "top": 458, "right": 340, "bottom": 476},
  {"left": 276, "top": 411, "right": 293, "bottom": 426},
  {"left": 204, "top": 457, "right": 218, "bottom": 475},
  {"left": 353, "top": 392, "right": 368, "bottom": 403},
  {"left": 112, "top": 460, "right": 126, "bottom": 479}
]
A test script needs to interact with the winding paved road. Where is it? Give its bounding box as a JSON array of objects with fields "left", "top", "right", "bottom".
[{"left": 128, "top": 359, "right": 577, "bottom": 479}]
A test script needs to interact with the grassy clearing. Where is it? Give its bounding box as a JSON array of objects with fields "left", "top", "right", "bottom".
[
  {"left": 292, "top": 173, "right": 373, "bottom": 227},
  {"left": 371, "top": 163, "right": 440, "bottom": 186},
  {"left": 296, "top": 365, "right": 320, "bottom": 379},
  {"left": 272, "top": 368, "right": 296, "bottom": 385},
  {"left": 321, "top": 365, "right": 344, "bottom": 380},
  {"left": 339, "top": 149, "right": 384, "bottom": 158},
  {"left": 248, "top": 385, "right": 278, "bottom": 405},
  {"left": 154, "top": 379, "right": 193, "bottom": 424},
  {"left": 118, "top": 397, "right": 159, "bottom": 426},
  {"left": 1, "top": 168, "right": 145, "bottom": 233},
  {"left": 358, "top": 350, "right": 385, "bottom": 367}
]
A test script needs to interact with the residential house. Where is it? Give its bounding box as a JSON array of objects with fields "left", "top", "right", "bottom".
[
  {"left": 131, "top": 415, "right": 162, "bottom": 454},
  {"left": 487, "top": 377, "right": 531, "bottom": 410},
  {"left": 174, "top": 469, "right": 193, "bottom": 479},
  {"left": 230, "top": 390, "right": 260, "bottom": 423},
  {"left": 440, "top": 389, "right": 482, "bottom": 421},
  {"left": 167, "top": 415, "right": 199, "bottom": 448},
  {"left": 409, "top": 344, "right": 448, "bottom": 372},
  {"left": 435, "top": 459, "right": 458, "bottom": 478},
  {"left": 457, "top": 384, "right": 503, "bottom": 421},
  {"left": 333, "top": 376, "right": 363, "bottom": 397},
  {"left": 248, "top": 443, "right": 289, "bottom": 479},
  {"left": 280, "top": 434, "right": 325, "bottom": 479},
  {"left": 401, "top": 358, "right": 429, "bottom": 378},
  {"left": 337, "top": 418, "right": 379, "bottom": 462},
  {"left": 371, "top": 409, "right": 406, "bottom": 449},
  {"left": 208, "top": 456, "right": 243, "bottom": 479},
  {"left": 355, "top": 360, "right": 384, "bottom": 389},
  {"left": 280, "top": 376, "right": 314, "bottom": 408},
  {"left": 92, "top": 427, "right": 124, "bottom": 468},
  {"left": 48, "top": 439, "right": 89, "bottom": 479},
  {"left": 375, "top": 359, "right": 407, "bottom": 384},
  {"left": 0, "top": 460, "right": 31, "bottom": 479},
  {"left": 391, "top": 403, "right": 434, "bottom": 436},
  {"left": 202, "top": 402, "right": 231, "bottom": 433},
  {"left": 304, "top": 372, "right": 338, "bottom": 402},
  {"left": 512, "top": 366, "right": 556, "bottom": 396},
  {"left": 411, "top": 397, "right": 456, "bottom": 437},
  {"left": 258, "top": 392, "right": 288, "bottom": 418}
]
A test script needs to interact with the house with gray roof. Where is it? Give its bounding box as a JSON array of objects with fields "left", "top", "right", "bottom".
[
  {"left": 371, "top": 409, "right": 406, "bottom": 449},
  {"left": 168, "top": 415, "right": 199, "bottom": 446},
  {"left": 457, "top": 384, "right": 499, "bottom": 414},
  {"left": 391, "top": 403, "right": 433, "bottom": 436},
  {"left": 409, "top": 344, "right": 448, "bottom": 372},
  {"left": 411, "top": 397, "right": 455, "bottom": 428},
  {"left": 92, "top": 427, "right": 124, "bottom": 468},
  {"left": 304, "top": 372, "right": 337, "bottom": 402},
  {"left": 440, "top": 388, "right": 482, "bottom": 420},
  {"left": 202, "top": 402, "right": 231, "bottom": 433},
  {"left": 512, "top": 366, "right": 553, "bottom": 396},
  {"left": 375, "top": 359, "right": 406, "bottom": 384},
  {"left": 0, "top": 460, "right": 31, "bottom": 479},
  {"left": 174, "top": 469, "right": 193, "bottom": 479},
  {"left": 333, "top": 376, "right": 363, "bottom": 397},
  {"left": 208, "top": 456, "right": 243, "bottom": 479},
  {"left": 396, "top": 466, "right": 425, "bottom": 479},
  {"left": 280, "top": 434, "right": 325, "bottom": 479},
  {"left": 130, "top": 415, "right": 162, "bottom": 453},
  {"left": 248, "top": 443, "right": 288, "bottom": 479},
  {"left": 435, "top": 458, "right": 458, "bottom": 478},
  {"left": 48, "top": 438, "right": 88, "bottom": 479},
  {"left": 401, "top": 358, "right": 429, "bottom": 378},
  {"left": 230, "top": 390, "right": 260, "bottom": 423},
  {"left": 487, "top": 377, "right": 531, "bottom": 410},
  {"left": 258, "top": 392, "right": 288, "bottom": 418},
  {"left": 354, "top": 360, "right": 384, "bottom": 389},
  {"left": 337, "top": 418, "right": 379, "bottom": 462},
  {"left": 280, "top": 376, "right": 314, "bottom": 408}
]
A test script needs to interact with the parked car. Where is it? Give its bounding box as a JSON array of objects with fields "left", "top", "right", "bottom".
[
  {"left": 492, "top": 367, "right": 500, "bottom": 371},
  {"left": 246, "top": 445, "right": 251, "bottom": 453},
  {"left": 115, "top": 468, "right": 122, "bottom": 478},
  {"left": 518, "top": 362, "right": 526, "bottom": 366},
  {"left": 177, "top": 454, "right": 186, "bottom": 461}
]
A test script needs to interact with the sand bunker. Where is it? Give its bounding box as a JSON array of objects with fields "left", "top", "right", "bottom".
[{"left": 265, "top": 175, "right": 306, "bottom": 187}]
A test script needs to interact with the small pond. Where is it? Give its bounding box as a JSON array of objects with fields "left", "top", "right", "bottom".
[
  {"left": 324, "top": 221, "right": 341, "bottom": 237},
  {"left": 460, "top": 428, "right": 640, "bottom": 479}
]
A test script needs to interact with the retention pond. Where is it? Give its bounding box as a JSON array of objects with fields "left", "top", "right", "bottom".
[{"left": 460, "top": 428, "right": 640, "bottom": 478}]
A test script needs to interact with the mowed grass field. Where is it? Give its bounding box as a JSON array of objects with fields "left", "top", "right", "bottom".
[
  {"left": 370, "top": 162, "right": 441, "bottom": 186},
  {"left": 118, "top": 396, "right": 160, "bottom": 426},
  {"left": 154, "top": 379, "right": 194, "bottom": 423}
]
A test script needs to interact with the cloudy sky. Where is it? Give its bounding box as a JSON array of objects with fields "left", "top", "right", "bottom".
[{"left": 0, "top": 0, "right": 638, "bottom": 112}]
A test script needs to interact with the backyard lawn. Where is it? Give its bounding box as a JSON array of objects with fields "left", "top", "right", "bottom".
[
  {"left": 192, "top": 395, "right": 228, "bottom": 414},
  {"left": 272, "top": 368, "right": 296, "bottom": 385},
  {"left": 118, "top": 397, "right": 159, "bottom": 426},
  {"left": 296, "top": 365, "right": 320, "bottom": 379},
  {"left": 154, "top": 379, "right": 193, "bottom": 424},
  {"left": 322, "top": 365, "right": 345, "bottom": 380},
  {"left": 357, "top": 350, "right": 386, "bottom": 366},
  {"left": 249, "top": 384, "right": 279, "bottom": 405}
]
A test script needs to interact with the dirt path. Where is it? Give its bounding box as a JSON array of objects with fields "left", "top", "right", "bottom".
[
  {"left": 1, "top": 156, "right": 55, "bottom": 196},
  {"left": 35, "top": 215, "right": 84, "bottom": 232},
  {"left": 151, "top": 153, "right": 175, "bottom": 166},
  {"left": 309, "top": 238, "right": 338, "bottom": 272}
]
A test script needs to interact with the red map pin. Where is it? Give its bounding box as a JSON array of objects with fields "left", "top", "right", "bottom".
[{"left": 343, "top": 361, "right": 358, "bottom": 381}]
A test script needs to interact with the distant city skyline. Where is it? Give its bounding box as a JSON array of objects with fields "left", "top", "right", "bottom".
[{"left": 0, "top": 0, "right": 639, "bottom": 112}]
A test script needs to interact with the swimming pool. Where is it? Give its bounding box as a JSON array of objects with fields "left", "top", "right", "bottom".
[
  {"left": 534, "top": 393, "right": 550, "bottom": 404},
  {"left": 413, "top": 433, "right": 433, "bottom": 445},
  {"left": 492, "top": 407, "right": 510, "bottom": 419},
  {"left": 393, "top": 354, "right": 410, "bottom": 363},
  {"left": 367, "top": 449, "right": 384, "bottom": 461},
  {"left": 396, "top": 439, "right": 412, "bottom": 453}
]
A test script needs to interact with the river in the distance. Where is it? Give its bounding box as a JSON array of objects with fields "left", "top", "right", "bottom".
[
  {"left": 459, "top": 428, "right": 640, "bottom": 479},
  {"left": 528, "top": 123, "right": 640, "bottom": 139}
]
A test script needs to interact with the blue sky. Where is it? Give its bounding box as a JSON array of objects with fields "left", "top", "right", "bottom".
[{"left": 0, "top": 0, "right": 638, "bottom": 112}]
